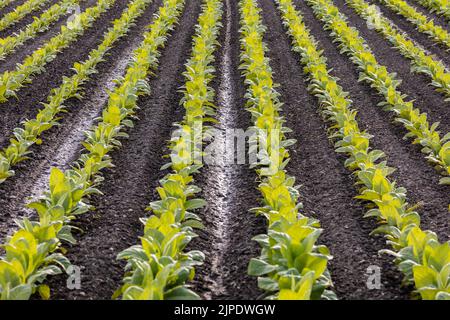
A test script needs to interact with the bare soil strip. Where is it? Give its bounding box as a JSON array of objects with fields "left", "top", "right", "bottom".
[
  {"left": 259, "top": 0, "right": 411, "bottom": 300},
  {"left": 45, "top": 0, "right": 202, "bottom": 300},
  {"left": 0, "top": 0, "right": 60, "bottom": 38},
  {"left": 0, "top": 0, "right": 132, "bottom": 149},
  {"left": 0, "top": 0, "right": 163, "bottom": 240},
  {"left": 403, "top": 0, "right": 450, "bottom": 28},
  {"left": 190, "top": 0, "right": 265, "bottom": 300},
  {"left": 333, "top": 0, "right": 450, "bottom": 134},
  {"left": 0, "top": 0, "right": 98, "bottom": 73},
  {"left": 0, "top": 0, "right": 446, "bottom": 301},
  {"left": 294, "top": 0, "right": 449, "bottom": 240},
  {"left": 366, "top": 0, "right": 450, "bottom": 64}
]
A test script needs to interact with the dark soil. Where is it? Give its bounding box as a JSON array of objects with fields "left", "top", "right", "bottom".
[
  {"left": 294, "top": 0, "right": 449, "bottom": 240},
  {"left": 366, "top": 0, "right": 450, "bottom": 65},
  {"left": 0, "top": 0, "right": 61, "bottom": 39},
  {"left": 0, "top": 0, "right": 447, "bottom": 302},
  {"left": 0, "top": 0, "right": 28, "bottom": 18},
  {"left": 0, "top": 0, "right": 131, "bottom": 148},
  {"left": 333, "top": 0, "right": 450, "bottom": 134},
  {"left": 189, "top": 0, "right": 266, "bottom": 300},
  {"left": 46, "top": 0, "right": 203, "bottom": 299},
  {"left": 0, "top": 0, "right": 97, "bottom": 71},
  {"left": 0, "top": 0, "right": 164, "bottom": 239},
  {"left": 403, "top": 0, "right": 450, "bottom": 31},
  {"left": 260, "top": 0, "right": 411, "bottom": 300}
]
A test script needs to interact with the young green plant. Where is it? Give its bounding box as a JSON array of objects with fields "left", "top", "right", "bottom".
[
  {"left": 239, "top": 0, "right": 335, "bottom": 300},
  {"left": 305, "top": 0, "right": 450, "bottom": 185},
  {"left": 346, "top": 0, "right": 450, "bottom": 101},
  {"left": 0, "top": 0, "right": 153, "bottom": 183},
  {"left": 277, "top": 0, "right": 450, "bottom": 300},
  {"left": 0, "top": 0, "right": 116, "bottom": 103},
  {"left": 0, "top": 0, "right": 184, "bottom": 300},
  {"left": 0, "top": 0, "right": 82, "bottom": 61},
  {"left": 378, "top": 0, "right": 450, "bottom": 48},
  {"left": 0, "top": 0, "right": 51, "bottom": 32},
  {"left": 116, "top": 0, "right": 222, "bottom": 300}
]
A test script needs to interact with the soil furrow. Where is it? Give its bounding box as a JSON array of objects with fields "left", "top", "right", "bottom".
[
  {"left": 403, "top": 0, "right": 450, "bottom": 29},
  {"left": 0, "top": 0, "right": 163, "bottom": 240},
  {"left": 0, "top": 0, "right": 97, "bottom": 73},
  {"left": 366, "top": 0, "right": 450, "bottom": 64},
  {"left": 44, "top": 0, "right": 202, "bottom": 300},
  {"left": 259, "top": 0, "right": 410, "bottom": 300},
  {"left": 294, "top": 0, "right": 449, "bottom": 240},
  {"left": 333, "top": 0, "right": 450, "bottom": 133},
  {"left": 0, "top": 0, "right": 28, "bottom": 18},
  {"left": 190, "top": 0, "right": 265, "bottom": 300},
  {"left": 0, "top": 0, "right": 59, "bottom": 38},
  {"left": 0, "top": 0, "right": 132, "bottom": 148}
]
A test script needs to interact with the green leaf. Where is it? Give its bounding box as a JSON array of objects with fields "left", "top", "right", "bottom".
[
  {"left": 258, "top": 277, "right": 279, "bottom": 291},
  {"left": 8, "top": 284, "right": 32, "bottom": 300},
  {"left": 164, "top": 286, "right": 200, "bottom": 300},
  {"left": 248, "top": 258, "right": 277, "bottom": 276},
  {"left": 436, "top": 291, "right": 450, "bottom": 300},
  {"left": 38, "top": 284, "right": 51, "bottom": 300},
  {"left": 182, "top": 219, "right": 205, "bottom": 230},
  {"left": 185, "top": 198, "right": 206, "bottom": 210}
]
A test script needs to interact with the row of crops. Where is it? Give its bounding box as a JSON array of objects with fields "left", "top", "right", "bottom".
[{"left": 0, "top": 0, "right": 448, "bottom": 300}]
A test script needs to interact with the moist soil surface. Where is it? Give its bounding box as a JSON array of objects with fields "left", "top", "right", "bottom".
[
  {"left": 291, "top": 0, "right": 449, "bottom": 240},
  {"left": 366, "top": 0, "right": 450, "bottom": 65},
  {"left": 0, "top": 0, "right": 130, "bottom": 147},
  {"left": 189, "top": 0, "right": 266, "bottom": 300},
  {"left": 0, "top": 0, "right": 60, "bottom": 39},
  {"left": 402, "top": 0, "right": 450, "bottom": 28},
  {"left": 0, "top": 0, "right": 448, "bottom": 300},
  {"left": 260, "top": 0, "right": 411, "bottom": 300},
  {"left": 0, "top": 0, "right": 28, "bottom": 18},
  {"left": 333, "top": 0, "right": 450, "bottom": 133},
  {"left": 46, "top": 0, "right": 202, "bottom": 299}
]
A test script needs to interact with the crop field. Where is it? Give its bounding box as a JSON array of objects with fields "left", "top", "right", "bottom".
[{"left": 0, "top": 0, "right": 448, "bottom": 301}]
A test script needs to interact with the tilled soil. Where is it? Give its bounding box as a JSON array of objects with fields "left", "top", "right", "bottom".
[
  {"left": 0, "top": 0, "right": 160, "bottom": 240},
  {"left": 333, "top": 0, "right": 450, "bottom": 133},
  {"left": 402, "top": 0, "right": 450, "bottom": 28},
  {"left": 47, "top": 0, "right": 202, "bottom": 299},
  {"left": 0, "top": 0, "right": 129, "bottom": 147},
  {"left": 0, "top": 0, "right": 59, "bottom": 39},
  {"left": 0, "top": 0, "right": 98, "bottom": 74},
  {"left": 0, "top": 0, "right": 28, "bottom": 18},
  {"left": 366, "top": 0, "right": 450, "bottom": 65},
  {"left": 292, "top": 0, "right": 449, "bottom": 240},
  {"left": 189, "top": 0, "right": 266, "bottom": 300},
  {"left": 0, "top": 0, "right": 448, "bottom": 301},
  {"left": 259, "top": 0, "right": 411, "bottom": 300}
]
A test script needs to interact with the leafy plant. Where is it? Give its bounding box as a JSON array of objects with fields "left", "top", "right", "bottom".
[
  {"left": 0, "top": 0, "right": 182, "bottom": 300},
  {"left": 0, "top": 0, "right": 81, "bottom": 61},
  {"left": 0, "top": 0, "right": 152, "bottom": 184},
  {"left": 116, "top": 0, "right": 223, "bottom": 300},
  {"left": 346, "top": 0, "right": 450, "bottom": 101},
  {"left": 0, "top": 0, "right": 16, "bottom": 10},
  {"left": 413, "top": 0, "right": 450, "bottom": 22},
  {"left": 379, "top": 0, "right": 450, "bottom": 48},
  {"left": 0, "top": 0, "right": 116, "bottom": 103},
  {"left": 277, "top": 0, "right": 450, "bottom": 300},
  {"left": 239, "top": 0, "right": 335, "bottom": 300},
  {"left": 0, "top": 0, "right": 51, "bottom": 32},
  {"left": 305, "top": 0, "right": 449, "bottom": 185}
]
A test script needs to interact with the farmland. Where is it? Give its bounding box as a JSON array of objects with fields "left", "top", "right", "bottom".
[{"left": 0, "top": 0, "right": 448, "bottom": 301}]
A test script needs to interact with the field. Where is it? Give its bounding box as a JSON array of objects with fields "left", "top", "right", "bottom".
[{"left": 0, "top": 0, "right": 448, "bottom": 301}]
